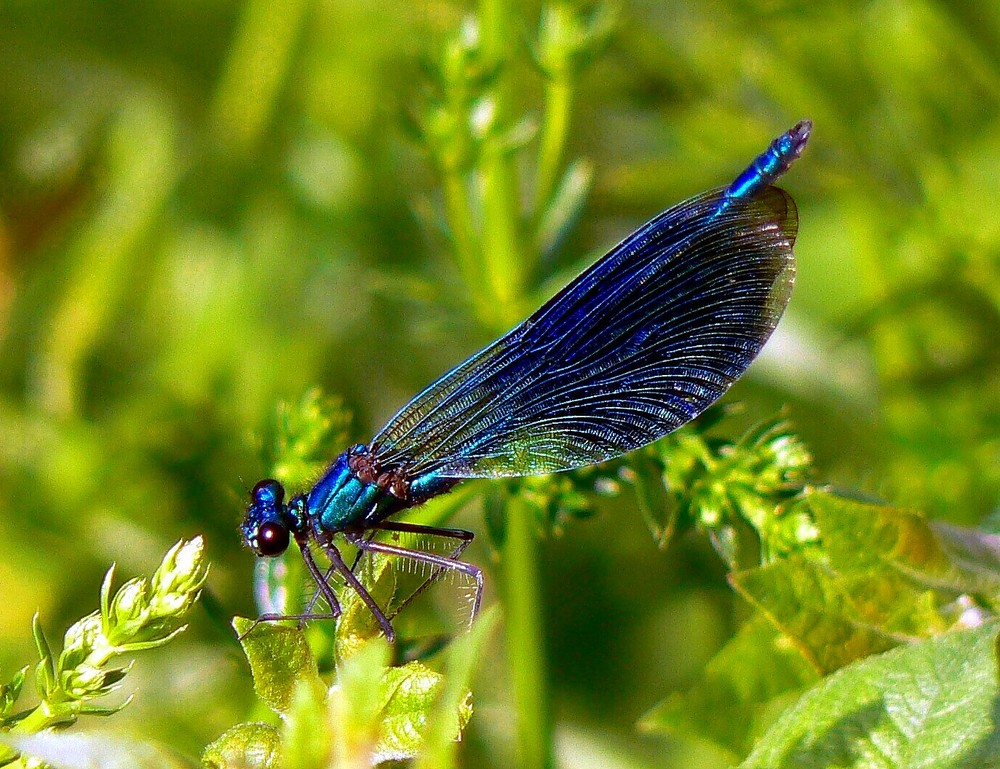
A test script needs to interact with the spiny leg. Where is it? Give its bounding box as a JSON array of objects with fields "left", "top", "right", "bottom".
[
  {"left": 347, "top": 531, "right": 483, "bottom": 628},
  {"left": 301, "top": 561, "right": 341, "bottom": 618},
  {"left": 348, "top": 529, "right": 379, "bottom": 574},
  {"left": 299, "top": 540, "right": 343, "bottom": 620},
  {"left": 367, "top": 522, "right": 476, "bottom": 621},
  {"left": 244, "top": 543, "right": 342, "bottom": 638},
  {"left": 317, "top": 534, "right": 397, "bottom": 643},
  {"left": 293, "top": 532, "right": 374, "bottom": 616}
]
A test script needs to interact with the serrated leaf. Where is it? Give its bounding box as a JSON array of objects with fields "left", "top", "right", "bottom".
[
  {"left": 374, "top": 662, "right": 448, "bottom": 763},
  {"left": 731, "top": 556, "right": 899, "bottom": 673},
  {"left": 639, "top": 616, "right": 818, "bottom": 757},
  {"left": 812, "top": 493, "right": 1000, "bottom": 599},
  {"left": 233, "top": 618, "right": 324, "bottom": 716},
  {"left": 797, "top": 494, "right": 999, "bottom": 640},
  {"left": 327, "top": 626, "right": 482, "bottom": 767},
  {"left": 202, "top": 723, "right": 281, "bottom": 769},
  {"left": 2, "top": 731, "right": 194, "bottom": 769},
  {"left": 740, "top": 622, "right": 1000, "bottom": 769}
]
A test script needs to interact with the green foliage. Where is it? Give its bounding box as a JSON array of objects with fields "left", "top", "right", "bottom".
[
  {"left": 641, "top": 491, "right": 1000, "bottom": 760},
  {"left": 2, "top": 0, "right": 999, "bottom": 768},
  {"left": 0, "top": 539, "right": 207, "bottom": 767},
  {"left": 740, "top": 621, "right": 1000, "bottom": 769},
  {"left": 263, "top": 389, "right": 354, "bottom": 492},
  {"left": 637, "top": 412, "right": 816, "bottom": 564},
  {"left": 204, "top": 613, "right": 492, "bottom": 769}
]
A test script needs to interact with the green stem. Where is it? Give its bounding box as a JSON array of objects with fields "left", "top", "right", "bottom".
[
  {"left": 442, "top": 169, "right": 488, "bottom": 322},
  {"left": 477, "top": 4, "right": 551, "bottom": 765},
  {"left": 477, "top": 0, "right": 525, "bottom": 330},
  {"left": 480, "top": 157, "right": 522, "bottom": 329},
  {"left": 208, "top": 0, "right": 310, "bottom": 154},
  {"left": 9, "top": 699, "right": 67, "bottom": 735},
  {"left": 534, "top": 76, "right": 573, "bottom": 222},
  {"left": 501, "top": 495, "right": 553, "bottom": 769}
]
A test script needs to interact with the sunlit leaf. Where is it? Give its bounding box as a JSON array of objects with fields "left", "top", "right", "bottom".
[
  {"left": 233, "top": 618, "right": 324, "bottom": 716},
  {"left": 740, "top": 622, "right": 1000, "bottom": 769},
  {"left": 202, "top": 723, "right": 281, "bottom": 769}
]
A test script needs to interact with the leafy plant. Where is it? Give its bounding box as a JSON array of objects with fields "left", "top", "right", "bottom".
[
  {"left": 2, "top": 0, "right": 999, "bottom": 767},
  {"left": 640, "top": 490, "right": 1000, "bottom": 763},
  {"left": 203, "top": 612, "right": 494, "bottom": 769},
  {"left": 0, "top": 538, "right": 207, "bottom": 768}
]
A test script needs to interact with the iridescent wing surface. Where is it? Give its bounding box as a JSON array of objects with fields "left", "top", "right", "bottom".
[{"left": 368, "top": 183, "right": 797, "bottom": 479}]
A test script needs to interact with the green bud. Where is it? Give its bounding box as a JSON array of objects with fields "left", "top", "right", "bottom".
[
  {"left": 149, "top": 536, "right": 208, "bottom": 618},
  {"left": 62, "top": 663, "right": 107, "bottom": 699},
  {"left": 60, "top": 614, "right": 109, "bottom": 670},
  {"left": 111, "top": 578, "right": 150, "bottom": 628}
]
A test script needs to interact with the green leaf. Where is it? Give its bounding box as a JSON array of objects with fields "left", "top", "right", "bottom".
[
  {"left": 372, "top": 661, "right": 446, "bottom": 763},
  {"left": 329, "top": 630, "right": 481, "bottom": 766},
  {"left": 813, "top": 492, "right": 1000, "bottom": 603},
  {"left": 202, "top": 723, "right": 281, "bottom": 769},
  {"left": 328, "top": 637, "right": 392, "bottom": 766},
  {"left": 740, "top": 621, "right": 1000, "bottom": 769},
  {"left": 233, "top": 618, "right": 324, "bottom": 716},
  {"left": 731, "top": 555, "right": 899, "bottom": 674},
  {"left": 2, "top": 731, "right": 195, "bottom": 769},
  {"left": 31, "top": 613, "right": 56, "bottom": 700},
  {"left": 0, "top": 667, "right": 27, "bottom": 721},
  {"left": 732, "top": 493, "right": 1000, "bottom": 674},
  {"left": 639, "top": 616, "right": 818, "bottom": 757}
]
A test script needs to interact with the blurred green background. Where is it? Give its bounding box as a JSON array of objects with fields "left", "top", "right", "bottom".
[{"left": 1, "top": 0, "right": 998, "bottom": 766}]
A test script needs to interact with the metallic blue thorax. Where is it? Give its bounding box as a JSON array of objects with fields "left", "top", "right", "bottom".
[
  {"left": 306, "top": 453, "right": 395, "bottom": 531},
  {"left": 305, "top": 447, "right": 454, "bottom": 532}
]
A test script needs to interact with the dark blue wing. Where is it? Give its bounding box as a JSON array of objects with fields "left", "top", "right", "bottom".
[{"left": 367, "top": 183, "right": 797, "bottom": 479}]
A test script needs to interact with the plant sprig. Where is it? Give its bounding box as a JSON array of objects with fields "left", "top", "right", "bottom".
[{"left": 0, "top": 538, "right": 208, "bottom": 766}]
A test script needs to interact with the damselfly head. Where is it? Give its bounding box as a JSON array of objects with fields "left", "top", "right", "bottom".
[{"left": 243, "top": 479, "right": 292, "bottom": 557}]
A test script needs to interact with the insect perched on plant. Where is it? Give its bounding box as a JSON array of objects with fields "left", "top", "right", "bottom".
[{"left": 242, "top": 121, "right": 811, "bottom": 642}]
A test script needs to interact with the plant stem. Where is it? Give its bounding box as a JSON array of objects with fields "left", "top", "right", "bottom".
[
  {"left": 534, "top": 77, "right": 573, "bottom": 221},
  {"left": 501, "top": 495, "right": 553, "bottom": 769},
  {"left": 208, "top": 0, "right": 310, "bottom": 154},
  {"left": 475, "top": 2, "right": 553, "bottom": 764},
  {"left": 478, "top": 0, "right": 525, "bottom": 330},
  {"left": 442, "top": 170, "right": 489, "bottom": 323},
  {"left": 9, "top": 704, "right": 59, "bottom": 735}
]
